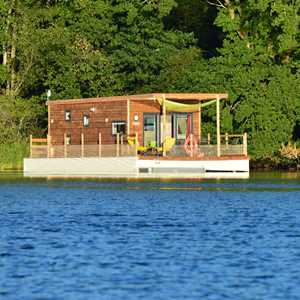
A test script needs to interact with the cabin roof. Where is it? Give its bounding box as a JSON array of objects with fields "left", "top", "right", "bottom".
[{"left": 47, "top": 93, "right": 228, "bottom": 106}]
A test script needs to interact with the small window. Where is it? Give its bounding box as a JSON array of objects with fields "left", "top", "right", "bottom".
[
  {"left": 83, "top": 114, "right": 90, "bottom": 127},
  {"left": 65, "top": 110, "right": 71, "bottom": 122},
  {"left": 112, "top": 121, "right": 126, "bottom": 135}
]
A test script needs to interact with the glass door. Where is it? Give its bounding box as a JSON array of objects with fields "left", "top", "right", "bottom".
[
  {"left": 173, "top": 113, "right": 192, "bottom": 144},
  {"left": 143, "top": 114, "right": 160, "bottom": 147}
]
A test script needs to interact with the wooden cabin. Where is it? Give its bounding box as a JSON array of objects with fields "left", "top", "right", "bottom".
[{"left": 47, "top": 93, "right": 229, "bottom": 149}]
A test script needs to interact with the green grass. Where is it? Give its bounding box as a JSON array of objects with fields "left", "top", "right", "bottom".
[{"left": 0, "top": 142, "right": 29, "bottom": 170}]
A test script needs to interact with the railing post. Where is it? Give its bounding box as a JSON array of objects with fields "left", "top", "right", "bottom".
[
  {"left": 190, "top": 133, "right": 194, "bottom": 157},
  {"left": 116, "top": 133, "right": 120, "bottom": 157},
  {"left": 135, "top": 132, "right": 138, "bottom": 156},
  {"left": 81, "top": 133, "right": 84, "bottom": 158},
  {"left": 243, "top": 132, "right": 248, "bottom": 156},
  {"left": 207, "top": 133, "right": 210, "bottom": 145},
  {"left": 162, "top": 94, "right": 167, "bottom": 157},
  {"left": 225, "top": 132, "right": 229, "bottom": 149},
  {"left": 64, "top": 133, "right": 67, "bottom": 158},
  {"left": 47, "top": 135, "right": 51, "bottom": 158},
  {"left": 98, "top": 132, "right": 102, "bottom": 157},
  {"left": 121, "top": 134, "right": 123, "bottom": 156},
  {"left": 30, "top": 135, "right": 32, "bottom": 158},
  {"left": 216, "top": 95, "right": 221, "bottom": 157}
]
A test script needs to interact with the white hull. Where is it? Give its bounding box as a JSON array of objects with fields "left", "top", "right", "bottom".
[{"left": 24, "top": 157, "right": 249, "bottom": 179}]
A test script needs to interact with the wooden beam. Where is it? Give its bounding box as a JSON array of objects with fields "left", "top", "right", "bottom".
[
  {"left": 47, "top": 135, "right": 51, "bottom": 158},
  {"left": 31, "top": 138, "right": 47, "bottom": 143},
  {"left": 116, "top": 133, "right": 120, "bottom": 157},
  {"left": 64, "top": 133, "right": 67, "bottom": 158},
  {"left": 162, "top": 94, "right": 167, "bottom": 156},
  {"left": 29, "top": 135, "right": 32, "bottom": 158},
  {"left": 243, "top": 132, "right": 248, "bottom": 156},
  {"left": 198, "top": 102, "right": 201, "bottom": 143},
  {"left": 98, "top": 132, "right": 102, "bottom": 157},
  {"left": 127, "top": 99, "right": 130, "bottom": 135},
  {"left": 47, "top": 93, "right": 228, "bottom": 106},
  {"left": 48, "top": 103, "right": 51, "bottom": 138},
  {"left": 81, "top": 133, "right": 84, "bottom": 158},
  {"left": 216, "top": 95, "right": 221, "bottom": 157}
]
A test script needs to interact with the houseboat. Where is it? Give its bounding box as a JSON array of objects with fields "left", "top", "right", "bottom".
[{"left": 24, "top": 93, "right": 249, "bottom": 178}]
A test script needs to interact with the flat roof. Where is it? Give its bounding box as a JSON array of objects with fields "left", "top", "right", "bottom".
[{"left": 47, "top": 93, "right": 228, "bottom": 105}]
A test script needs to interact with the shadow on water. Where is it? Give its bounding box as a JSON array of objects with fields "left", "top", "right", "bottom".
[{"left": 1, "top": 171, "right": 300, "bottom": 192}]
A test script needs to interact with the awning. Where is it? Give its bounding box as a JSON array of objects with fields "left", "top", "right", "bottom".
[{"left": 157, "top": 98, "right": 216, "bottom": 113}]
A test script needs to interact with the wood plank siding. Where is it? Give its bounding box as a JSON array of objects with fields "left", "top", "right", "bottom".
[
  {"left": 49, "top": 99, "right": 128, "bottom": 145},
  {"left": 48, "top": 99, "right": 200, "bottom": 145}
]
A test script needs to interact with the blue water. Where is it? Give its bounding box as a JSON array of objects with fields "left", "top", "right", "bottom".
[{"left": 1, "top": 173, "right": 300, "bottom": 300}]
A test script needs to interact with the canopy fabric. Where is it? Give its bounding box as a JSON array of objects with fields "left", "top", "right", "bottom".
[{"left": 157, "top": 98, "right": 216, "bottom": 112}]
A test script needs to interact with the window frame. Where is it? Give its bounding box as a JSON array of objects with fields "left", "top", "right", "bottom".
[
  {"left": 112, "top": 120, "right": 126, "bottom": 135},
  {"left": 64, "top": 110, "right": 71, "bottom": 122},
  {"left": 83, "top": 114, "right": 90, "bottom": 127}
]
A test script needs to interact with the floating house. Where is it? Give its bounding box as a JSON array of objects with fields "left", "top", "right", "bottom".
[{"left": 24, "top": 93, "right": 249, "bottom": 178}]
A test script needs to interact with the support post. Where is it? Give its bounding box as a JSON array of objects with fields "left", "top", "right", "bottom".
[
  {"left": 135, "top": 132, "right": 138, "bottom": 156},
  {"left": 47, "top": 135, "right": 51, "bottom": 158},
  {"left": 225, "top": 132, "right": 229, "bottom": 149},
  {"left": 81, "top": 133, "right": 84, "bottom": 158},
  {"left": 116, "top": 133, "right": 120, "bottom": 157},
  {"left": 207, "top": 133, "right": 211, "bottom": 145},
  {"left": 162, "top": 94, "right": 167, "bottom": 157},
  {"left": 216, "top": 95, "right": 221, "bottom": 157},
  {"left": 30, "top": 135, "right": 32, "bottom": 158},
  {"left": 64, "top": 133, "right": 67, "bottom": 158},
  {"left": 120, "top": 134, "right": 124, "bottom": 156},
  {"left": 198, "top": 103, "right": 202, "bottom": 144},
  {"left": 243, "top": 132, "right": 248, "bottom": 156},
  {"left": 190, "top": 133, "right": 194, "bottom": 157},
  {"left": 127, "top": 99, "right": 130, "bottom": 136},
  {"left": 98, "top": 132, "right": 102, "bottom": 157}
]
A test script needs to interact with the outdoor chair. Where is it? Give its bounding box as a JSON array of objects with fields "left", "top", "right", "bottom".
[
  {"left": 156, "top": 136, "right": 176, "bottom": 155},
  {"left": 127, "top": 135, "right": 147, "bottom": 153}
]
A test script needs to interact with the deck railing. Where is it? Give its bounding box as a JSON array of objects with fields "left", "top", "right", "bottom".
[
  {"left": 29, "top": 135, "right": 136, "bottom": 158},
  {"left": 165, "top": 133, "right": 247, "bottom": 158},
  {"left": 29, "top": 132, "right": 247, "bottom": 159}
]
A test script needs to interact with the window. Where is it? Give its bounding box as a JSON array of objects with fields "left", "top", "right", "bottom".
[
  {"left": 65, "top": 110, "right": 71, "bottom": 122},
  {"left": 83, "top": 114, "right": 90, "bottom": 127},
  {"left": 112, "top": 121, "right": 126, "bottom": 135}
]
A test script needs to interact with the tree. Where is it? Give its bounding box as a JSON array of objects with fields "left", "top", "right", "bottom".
[{"left": 212, "top": 0, "right": 300, "bottom": 64}]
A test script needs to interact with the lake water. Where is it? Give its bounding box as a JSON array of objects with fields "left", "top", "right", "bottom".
[{"left": 1, "top": 172, "right": 300, "bottom": 300}]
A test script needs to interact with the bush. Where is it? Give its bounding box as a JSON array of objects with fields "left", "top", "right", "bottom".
[{"left": 0, "top": 142, "right": 29, "bottom": 170}]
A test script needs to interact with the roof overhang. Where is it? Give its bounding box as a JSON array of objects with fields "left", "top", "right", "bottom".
[{"left": 47, "top": 93, "right": 228, "bottom": 106}]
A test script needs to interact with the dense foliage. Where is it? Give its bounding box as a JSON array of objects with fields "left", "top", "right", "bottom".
[{"left": 0, "top": 0, "right": 299, "bottom": 163}]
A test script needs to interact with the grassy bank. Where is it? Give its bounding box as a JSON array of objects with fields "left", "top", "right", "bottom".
[{"left": 0, "top": 143, "right": 29, "bottom": 171}]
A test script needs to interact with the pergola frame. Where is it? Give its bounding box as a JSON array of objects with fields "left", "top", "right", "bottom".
[{"left": 152, "top": 93, "right": 228, "bottom": 157}]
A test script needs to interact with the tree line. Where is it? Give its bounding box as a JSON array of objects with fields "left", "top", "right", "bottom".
[{"left": 0, "top": 0, "right": 299, "bottom": 163}]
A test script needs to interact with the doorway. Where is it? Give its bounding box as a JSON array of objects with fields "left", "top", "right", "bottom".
[
  {"left": 143, "top": 113, "right": 160, "bottom": 147},
  {"left": 173, "top": 113, "right": 193, "bottom": 144}
]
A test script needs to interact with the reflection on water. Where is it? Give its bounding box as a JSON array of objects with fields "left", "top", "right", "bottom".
[
  {"left": 1, "top": 171, "right": 300, "bottom": 192},
  {"left": 1, "top": 171, "right": 300, "bottom": 300}
]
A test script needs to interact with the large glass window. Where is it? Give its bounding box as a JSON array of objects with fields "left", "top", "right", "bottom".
[
  {"left": 143, "top": 114, "right": 159, "bottom": 147},
  {"left": 112, "top": 121, "right": 126, "bottom": 135},
  {"left": 173, "top": 113, "right": 192, "bottom": 143}
]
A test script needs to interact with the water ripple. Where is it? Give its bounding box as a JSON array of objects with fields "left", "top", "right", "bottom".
[{"left": 1, "top": 177, "right": 300, "bottom": 299}]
